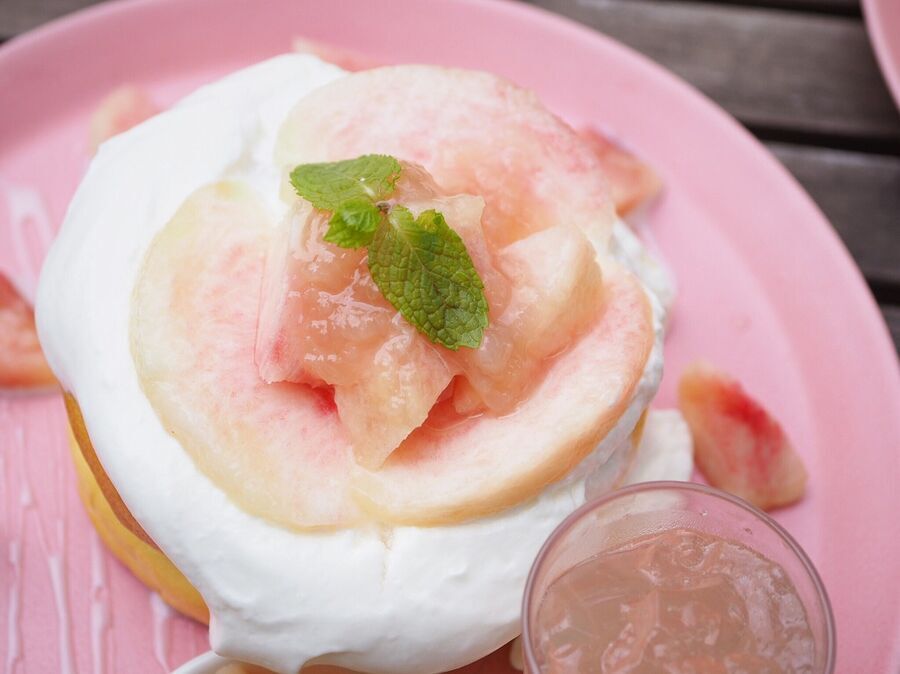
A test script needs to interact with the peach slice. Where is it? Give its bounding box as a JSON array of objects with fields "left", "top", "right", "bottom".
[
  {"left": 132, "top": 182, "right": 361, "bottom": 528},
  {"left": 285, "top": 49, "right": 659, "bottom": 220},
  {"left": 0, "top": 272, "right": 56, "bottom": 390},
  {"left": 89, "top": 86, "right": 159, "bottom": 153},
  {"left": 353, "top": 266, "right": 654, "bottom": 525},
  {"left": 291, "top": 37, "right": 380, "bottom": 72},
  {"left": 451, "top": 224, "right": 603, "bottom": 414},
  {"left": 276, "top": 66, "right": 616, "bottom": 251},
  {"left": 678, "top": 362, "right": 807, "bottom": 510},
  {"left": 579, "top": 128, "right": 662, "bottom": 216}
]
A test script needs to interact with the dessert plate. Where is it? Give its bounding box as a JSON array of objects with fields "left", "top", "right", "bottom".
[
  {"left": 1, "top": 0, "right": 898, "bottom": 672},
  {"left": 863, "top": 0, "right": 900, "bottom": 110}
]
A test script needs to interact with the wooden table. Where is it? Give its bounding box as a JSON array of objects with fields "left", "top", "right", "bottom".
[{"left": 2, "top": 0, "right": 899, "bottom": 352}]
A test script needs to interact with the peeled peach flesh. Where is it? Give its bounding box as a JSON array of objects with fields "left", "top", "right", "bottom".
[
  {"left": 89, "top": 85, "right": 159, "bottom": 153},
  {"left": 678, "top": 362, "right": 807, "bottom": 510},
  {"left": 579, "top": 128, "right": 662, "bottom": 216},
  {"left": 0, "top": 272, "right": 56, "bottom": 390}
]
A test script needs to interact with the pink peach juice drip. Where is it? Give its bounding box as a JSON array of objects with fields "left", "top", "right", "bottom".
[{"left": 534, "top": 528, "right": 816, "bottom": 674}]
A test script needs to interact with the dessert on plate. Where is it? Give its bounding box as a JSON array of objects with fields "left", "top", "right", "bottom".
[{"left": 36, "top": 54, "right": 694, "bottom": 673}]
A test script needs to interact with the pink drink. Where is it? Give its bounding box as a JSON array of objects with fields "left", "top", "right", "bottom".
[
  {"left": 523, "top": 483, "right": 834, "bottom": 674},
  {"left": 534, "top": 528, "right": 816, "bottom": 673}
]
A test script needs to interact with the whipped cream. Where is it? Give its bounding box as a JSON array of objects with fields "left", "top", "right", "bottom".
[{"left": 36, "top": 55, "right": 689, "bottom": 674}]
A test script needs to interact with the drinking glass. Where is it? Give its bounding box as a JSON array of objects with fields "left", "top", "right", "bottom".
[{"left": 521, "top": 481, "right": 835, "bottom": 673}]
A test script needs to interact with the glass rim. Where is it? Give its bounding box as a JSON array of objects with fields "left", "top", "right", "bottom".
[{"left": 520, "top": 480, "right": 836, "bottom": 673}]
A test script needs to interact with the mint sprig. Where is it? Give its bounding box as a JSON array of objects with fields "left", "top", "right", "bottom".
[
  {"left": 290, "top": 154, "right": 401, "bottom": 210},
  {"left": 290, "top": 156, "right": 488, "bottom": 351},
  {"left": 324, "top": 198, "right": 381, "bottom": 248},
  {"left": 369, "top": 207, "right": 488, "bottom": 350}
]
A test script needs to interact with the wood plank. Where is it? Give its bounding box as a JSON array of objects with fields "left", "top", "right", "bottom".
[
  {"left": 0, "top": 0, "right": 104, "bottom": 38},
  {"left": 772, "top": 0, "right": 857, "bottom": 8},
  {"left": 529, "top": 0, "right": 900, "bottom": 139},
  {"left": 767, "top": 142, "right": 900, "bottom": 286},
  {"left": 4, "top": 1, "right": 893, "bottom": 143},
  {"left": 683, "top": 0, "right": 859, "bottom": 12},
  {"left": 882, "top": 305, "right": 900, "bottom": 352}
]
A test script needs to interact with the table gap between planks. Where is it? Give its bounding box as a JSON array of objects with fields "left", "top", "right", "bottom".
[{"left": 1, "top": 0, "right": 899, "bottom": 353}]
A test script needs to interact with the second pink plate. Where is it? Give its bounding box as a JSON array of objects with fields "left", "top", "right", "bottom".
[{"left": 864, "top": 0, "right": 900, "bottom": 110}]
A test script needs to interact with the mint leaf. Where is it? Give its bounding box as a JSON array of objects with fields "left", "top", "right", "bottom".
[
  {"left": 324, "top": 198, "right": 381, "bottom": 248},
  {"left": 368, "top": 206, "right": 488, "bottom": 350},
  {"left": 290, "top": 155, "right": 401, "bottom": 211}
]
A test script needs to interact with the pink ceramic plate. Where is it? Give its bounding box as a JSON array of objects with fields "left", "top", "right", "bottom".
[
  {"left": 864, "top": 0, "right": 900, "bottom": 110},
  {"left": 1, "top": 0, "right": 898, "bottom": 672}
]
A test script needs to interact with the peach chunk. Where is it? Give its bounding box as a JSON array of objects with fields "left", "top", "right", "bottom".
[
  {"left": 451, "top": 224, "right": 603, "bottom": 415},
  {"left": 678, "top": 362, "right": 807, "bottom": 510},
  {"left": 0, "top": 272, "right": 56, "bottom": 390},
  {"left": 89, "top": 86, "right": 159, "bottom": 153},
  {"left": 291, "top": 37, "right": 380, "bottom": 72},
  {"left": 579, "top": 128, "right": 662, "bottom": 216}
]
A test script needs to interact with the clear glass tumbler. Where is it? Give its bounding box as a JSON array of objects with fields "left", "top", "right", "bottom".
[{"left": 521, "top": 481, "right": 835, "bottom": 673}]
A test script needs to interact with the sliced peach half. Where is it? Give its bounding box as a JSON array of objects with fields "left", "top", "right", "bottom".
[
  {"left": 132, "top": 181, "right": 362, "bottom": 528},
  {"left": 291, "top": 37, "right": 380, "bottom": 72},
  {"left": 0, "top": 272, "right": 56, "bottom": 391},
  {"left": 678, "top": 362, "right": 807, "bottom": 510}
]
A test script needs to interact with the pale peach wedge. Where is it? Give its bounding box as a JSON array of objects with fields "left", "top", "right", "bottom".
[
  {"left": 291, "top": 37, "right": 380, "bottom": 72},
  {"left": 89, "top": 85, "right": 159, "bottom": 153},
  {"left": 579, "top": 128, "right": 662, "bottom": 216},
  {"left": 132, "top": 182, "right": 362, "bottom": 528},
  {"left": 451, "top": 224, "right": 603, "bottom": 415},
  {"left": 678, "top": 362, "right": 807, "bottom": 510},
  {"left": 0, "top": 272, "right": 56, "bottom": 391},
  {"left": 286, "top": 47, "right": 660, "bottom": 221}
]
